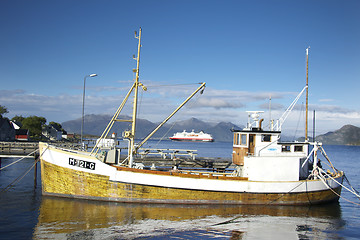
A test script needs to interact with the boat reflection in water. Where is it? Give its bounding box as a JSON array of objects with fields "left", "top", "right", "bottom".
[{"left": 33, "top": 196, "right": 344, "bottom": 239}]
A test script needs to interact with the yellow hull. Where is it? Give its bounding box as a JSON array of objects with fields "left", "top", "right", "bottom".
[{"left": 41, "top": 159, "right": 342, "bottom": 205}]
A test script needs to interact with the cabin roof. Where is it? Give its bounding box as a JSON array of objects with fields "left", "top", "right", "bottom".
[
  {"left": 278, "top": 141, "right": 310, "bottom": 145},
  {"left": 231, "top": 129, "right": 281, "bottom": 134}
]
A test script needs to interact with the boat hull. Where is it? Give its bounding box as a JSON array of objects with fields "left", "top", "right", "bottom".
[{"left": 39, "top": 143, "right": 343, "bottom": 205}]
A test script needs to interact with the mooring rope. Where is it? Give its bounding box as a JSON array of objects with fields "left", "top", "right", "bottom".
[
  {"left": 344, "top": 174, "right": 360, "bottom": 198},
  {"left": 317, "top": 168, "right": 360, "bottom": 206},
  {"left": 0, "top": 149, "right": 38, "bottom": 171},
  {"left": 0, "top": 157, "right": 40, "bottom": 194},
  {"left": 0, "top": 145, "right": 49, "bottom": 194},
  {"left": 318, "top": 168, "right": 360, "bottom": 199}
]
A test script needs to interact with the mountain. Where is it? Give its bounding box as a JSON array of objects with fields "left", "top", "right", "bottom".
[
  {"left": 316, "top": 124, "right": 360, "bottom": 145},
  {"left": 208, "top": 122, "right": 241, "bottom": 142},
  {"left": 62, "top": 114, "right": 243, "bottom": 142}
]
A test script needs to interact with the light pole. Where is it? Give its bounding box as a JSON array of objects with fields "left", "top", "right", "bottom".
[{"left": 81, "top": 74, "right": 97, "bottom": 147}]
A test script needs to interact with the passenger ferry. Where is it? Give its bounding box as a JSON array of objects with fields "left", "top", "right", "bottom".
[{"left": 169, "top": 130, "right": 214, "bottom": 142}]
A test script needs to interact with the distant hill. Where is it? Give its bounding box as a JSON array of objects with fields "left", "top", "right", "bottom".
[
  {"left": 316, "top": 124, "right": 360, "bottom": 145},
  {"left": 62, "top": 114, "right": 243, "bottom": 142}
]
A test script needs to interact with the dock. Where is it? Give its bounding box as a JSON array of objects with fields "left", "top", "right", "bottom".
[
  {"left": 0, "top": 141, "right": 39, "bottom": 157},
  {"left": 0, "top": 141, "right": 81, "bottom": 157}
]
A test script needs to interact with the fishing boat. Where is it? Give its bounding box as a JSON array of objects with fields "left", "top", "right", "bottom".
[
  {"left": 169, "top": 130, "right": 214, "bottom": 142},
  {"left": 39, "top": 31, "right": 343, "bottom": 205}
]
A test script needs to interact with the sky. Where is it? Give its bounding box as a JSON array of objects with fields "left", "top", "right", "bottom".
[{"left": 1, "top": 0, "right": 359, "bottom": 137}]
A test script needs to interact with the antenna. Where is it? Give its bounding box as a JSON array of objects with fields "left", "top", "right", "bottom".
[
  {"left": 305, "top": 46, "right": 310, "bottom": 141},
  {"left": 269, "top": 95, "right": 272, "bottom": 130},
  {"left": 313, "top": 110, "right": 316, "bottom": 142}
]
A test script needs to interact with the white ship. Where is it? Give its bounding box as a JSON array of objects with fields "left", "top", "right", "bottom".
[{"left": 169, "top": 130, "right": 214, "bottom": 142}]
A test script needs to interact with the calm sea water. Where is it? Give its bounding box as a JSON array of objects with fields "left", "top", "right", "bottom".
[{"left": 0, "top": 142, "right": 359, "bottom": 239}]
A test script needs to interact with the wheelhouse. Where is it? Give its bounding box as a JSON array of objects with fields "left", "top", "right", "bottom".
[{"left": 231, "top": 111, "right": 309, "bottom": 181}]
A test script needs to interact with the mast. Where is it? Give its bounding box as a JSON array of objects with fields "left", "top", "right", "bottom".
[
  {"left": 305, "top": 47, "right": 310, "bottom": 142},
  {"left": 129, "top": 28, "right": 142, "bottom": 167}
]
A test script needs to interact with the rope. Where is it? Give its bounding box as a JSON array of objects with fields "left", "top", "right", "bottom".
[
  {"left": 268, "top": 181, "right": 306, "bottom": 204},
  {"left": 0, "top": 149, "right": 38, "bottom": 171},
  {"left": 344, "top": 174, "right": 360, "bottom": 199},
  {"left": 0, "top": 144, "right": 50, "bottom": 194},
  {"left": 319, "top": 176, "right": 360, "bottom": 206},
  {"left": 318, "top": 168, "right": 360, "bottom": 199},
  {"left": 317, "top": 168, "right": 360, "bottom": 206},
  {"left": 0, "top": 157, "right": 40, "bottom": 194}
]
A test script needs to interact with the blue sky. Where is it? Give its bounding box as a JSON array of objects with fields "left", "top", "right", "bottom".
[{"left": 1, "top": 0, "right": 359, "bottom": 136}]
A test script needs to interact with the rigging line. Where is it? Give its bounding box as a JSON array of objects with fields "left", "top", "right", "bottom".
[
  {"left": 144, "top": 83, "right": 202, "bottom": 88},
  {"left": 320, "top": 160, "right": 333, "bottom": 170},
  {"left": 154, "top": 121, "right": 177, "bottom": 148},
  {"left": 150, "top": 85, "right": 204, "bottom": 148},
  {"left": 0, "top": 149, "right": 38, "bottom": 171},
  {"left": 153, "top": 93, "right": 203, "bottom": 148},
  {"left": 293, "top": 102, "right": 304, "bottom": 141},
  {"left": 0, "top": 157, "right": 40, "bottom": 194}
]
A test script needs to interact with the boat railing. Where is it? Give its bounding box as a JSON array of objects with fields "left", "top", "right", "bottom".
[
  {"left": 137, "top": 148, "right": 198, "bottom": 160},
  {"left": 179, "top": 169, "right": 247, "bottom": 179}
]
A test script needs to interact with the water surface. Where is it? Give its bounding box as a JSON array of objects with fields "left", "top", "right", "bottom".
[{"left": 0, "top": 143, "right": 359, "bottom": 239}]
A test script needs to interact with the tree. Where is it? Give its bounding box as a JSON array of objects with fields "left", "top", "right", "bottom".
[
  {"left": 0, "top": 105, "right": 9, "bottom": 118},
  {"left": 22, "top": 116, "right": 47, "bottom": 140},
  {"left": 49, "top": 121, "right": 63, "bottom": 131}
]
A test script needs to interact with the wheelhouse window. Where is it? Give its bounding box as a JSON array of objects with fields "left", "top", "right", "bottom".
[
  {"left": 234, "top": 133, "right": 247, "bottom": 146},
  {"left": 261, "top": 134, "right": 271, "bottom": 142},
  {"left": 240, "top": 134, "right": 247, "bottom": 146},
  {"left": 282, "top": 145, "right": 291, "bottom": 152},
  {"left": 294, "top": 145, "right": 303, "bottom": 152},
  {"left": 234, "top": 133, "right": 239, "bottom": 145}
]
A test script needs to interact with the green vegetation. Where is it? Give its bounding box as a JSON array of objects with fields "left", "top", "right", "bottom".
[
  {"left": 3, "top": 105, "right": 64, "bottom": 140},
  {"left": 11, "top": 115, "right": 25, "bottom": 123},
  {"left": 0, "top": 105, "right": 9, "bottom": 117},
  {"left": 49, "top": 121, "right": 66, "bottom": 133},
  {"left": 12, "top": 115, "right": 47, "bottom": 140}
]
